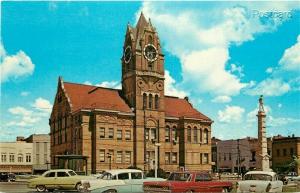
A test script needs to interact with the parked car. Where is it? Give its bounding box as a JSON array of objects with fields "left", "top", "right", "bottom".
[
  {"left": 28, "top": 169, "right": 94, "bottom": 192},
  {"left": 284, "top": 172, "right": 300, "bottom": 183},
  {"left": 143, "top": 171, "right": 233, "bottom": 193},
  {"left": 0, "top": 173, "right": 16, "bottom": 182},
  {"left": 236, "top": 171, "right": 283, "bottom": 193},
  {"left": 81, "top": 169, "right": 165, "bottom": 193}
]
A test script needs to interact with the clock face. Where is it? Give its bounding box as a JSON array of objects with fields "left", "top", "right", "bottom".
[
  {"left": 143, "top": 44, "right": 158, "bottom": 62},
  {"left": 123, "top": 46, "right": 132, "bottom": 64}
]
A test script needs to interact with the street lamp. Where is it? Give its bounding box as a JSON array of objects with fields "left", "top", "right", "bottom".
[
  {"left": 154, "top": 143, "right": 161, "bottom": 178},
  {"left": 107, "top": 153, "right": 112, "bottom": 170}
]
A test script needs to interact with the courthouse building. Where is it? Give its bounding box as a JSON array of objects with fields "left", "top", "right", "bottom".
[{"left": 50, "top": 13, "right": 213, "bottom": 174}]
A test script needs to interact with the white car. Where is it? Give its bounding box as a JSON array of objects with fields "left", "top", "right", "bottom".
[
  {"left": 237, "top": 171, "right": 283, "bottom": 193},
  {"left": 80, "top": 169, "right": 164, "bottom": 192}
]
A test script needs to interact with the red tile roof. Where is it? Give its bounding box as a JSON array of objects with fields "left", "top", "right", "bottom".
[
  {"left": 62, "top": 82, "right": 211, "bottom": 121},
  {"left": 165, "top": 96, "right": 211, "bottom": 121}
]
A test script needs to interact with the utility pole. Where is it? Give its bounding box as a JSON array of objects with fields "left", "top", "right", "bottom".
[{"left": 237, "top": 139, "right": 240, "bottom": 176}]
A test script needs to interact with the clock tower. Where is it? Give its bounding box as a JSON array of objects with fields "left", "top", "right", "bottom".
[{"left": 121, "top": 13, "right": 166, "bottom": 168}]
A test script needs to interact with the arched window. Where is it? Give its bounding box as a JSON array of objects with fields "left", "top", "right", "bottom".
[
  {"left": 148, "top": 35, "right": 153, "bottom": 44},
  {"left": 149, "top": 94, "right": 153, "bottom": 109},
  {"left": 200, "top": 129, "right": 203, "bottom": 144},
  {"left": 204, "top": 129, "right": 209, "bottom": 144},
  {"left": 155, "top": 95, "right": 159, "bottom": 109},
  {"left": 165, "top": 126, "right": 170, "bottom": 142},
  {"left": 143, "top": 93, "right": 147, "bottom": 109},
  {"left": 193, "top": 126, "right": 198, "bottom": 143},
  {"left": 187, "top": 126, "right": 191, "bottom": 143},
  {"left": 172, "top": 126, "right": 177, "bottom": 141}
]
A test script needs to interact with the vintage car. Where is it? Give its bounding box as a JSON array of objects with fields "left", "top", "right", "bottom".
[
  {"left": 0, "top": 173, "right": 16, "bottom": 182},
  {"left": 81, "top": 169, "right": 165, "bottom": 193},
  {"left": 236, "top": 171, "right": 283, "bottom": 192},
  {"left": 28, "top": 169, "right": 94, "bottom": 192},
  {"left": 143, "top": 171, "right": 233, "bottom": 193}
]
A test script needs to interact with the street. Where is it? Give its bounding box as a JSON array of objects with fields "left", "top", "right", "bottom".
[{"left": 0, "top": 182, "right": 78, "bottom": 193}]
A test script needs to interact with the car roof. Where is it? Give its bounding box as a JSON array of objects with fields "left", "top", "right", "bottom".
[
  {"left": 104, "top": 169, "right": 142, "bottom": 176},
  {"left": 245, "top": 171, "right": 276, "bottom": 176},
  {"left": 45, "top": 169, "right": 74, "bottom": 172}
]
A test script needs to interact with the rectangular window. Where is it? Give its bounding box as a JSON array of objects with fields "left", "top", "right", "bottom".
[
  {"left": 125, "top": 151, "right": 131, "bottom": 163},
  {"left": 203, "top": 153, "right": 209, "bottom": 164},
  {"left": 145, "top": 129, "right": 149, "bottom": 141},
  {"left": 125, "top": 130, "right": 131, "bottom": 140},
  {"left": 1, "top": 154, "right": 7, "bottom": 162},
  {"left": 117, "top": 130, "right": 122, "bottom": 140},
  {"left": 187, "top": 128, "right": 191, "bottom": 143},
  {"left": 26, "top": 154, "right": 31, "bottom": 162},
  {"left": 150, "top": 129, "right": 157, "bottom": 141},
  {"left": 277, "top": 149, "right": 280, "bottom": 156},
  {"left": 290, "top": 148, "right": 294, "bottom": 156},
  {"left": 171, "top": 152, "right": 177, "bottom": 164},
  {"left": 224, "top": 154, "right": 226, "bottom": 161},
  {"left": 165, "top": 152, "right": 170, "bottom": 164},
  {"left": 165, "top": 128, "right": 170, "bottom": 142},
  {"left": 283, "top": 149, "right": 287, "bottom": 156},
  {"left": 100, "top": 127, "right": 105, "bottom": 139},
  {"left": 229, "top": 153, "right": 231, "bottom": 160},
  {"left": 146, "top": 151, "right": 150, "bottom": 163},
  {"left": 116, "top": 151, "right": 122, "bottom": 163},
  {"left": 172, "top": 128, "right": 177, "bottom": 141},
  {"left": 9, "top": 154, "right": 15, "bottom": 162},
  {"left": 108, "top": 128, "right": 114, "bottom": 139},
  {"left": 18, "top": 155, "right": 23, "bottom": 162},
  {"left": 193, "top": 129, "right": 198, "bottom": 143},
  {"left": 99, "top": 149, "right": 105, "bottom": 162}
]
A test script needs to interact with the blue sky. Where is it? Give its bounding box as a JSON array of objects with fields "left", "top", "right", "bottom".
[{"left": 1, "top": 1, "right": 299, "bottom": 141}]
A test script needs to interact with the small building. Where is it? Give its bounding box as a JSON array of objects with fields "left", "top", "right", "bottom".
[
  {"left": 25, "top": 134, "right": 51, "bottom": 174},
  {"left": 0, "top": 137, "right": 33, "bottom": 173},
  {"left": 272, "top": 136, "right": 300, "bottom": 174}
]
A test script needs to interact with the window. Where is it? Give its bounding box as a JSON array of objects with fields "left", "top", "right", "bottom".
[
  {"left": 149, "top": 94, "right": 153, "bottom": 109},
  {"left": 131, "top": 172, "right": 142, "bottom": 179},
  {"left": 100, "top": 127, "right": 105, "bottom": 138},
  {"left": 195, "top": 174, "right": 212, "bottom": 182},
  {"left": 229, "top": 153, "right": 232, "bottom": 161},
  {"left": 148, "top": 62, "right": 153, "bottom": 71},
  {"left": 193, "top": 127, "right": 198, "bottom": 143},
  {"left": 145, "top": 129, "right": 149, "bottom": 140},
  {"left": 277, "top": 149, "right": 280, "bottom": 156},
  {"left": 125, "top": 130, "right": 131, "bottom": 140},
  {"left": 172, "top": 152, "right": 177, "bottom": 164},
  {"left": 224, "top": 154, "right": 226, "bottom": 161},
  {"left": 57, "top": 172, "right": 69, "bottom": 177},
  {"left": 118, "top": 173, "right": 129, "bottom": 180},
  {"left": 290, "top": 148, "right": 294, "bottom": 156},
  {"left": 187, "top": 127, "right": 191, "bottom": 143},
  {"left": 117, "top": 130, "right": 122, "bottom": 140},
  {"left": 18, "top": 154, "right": 23, "bottom": 162},
  {"left": 200, "top": 129, "right": 203, "bottom": 143},
  {"left": 26, "top": 154, "right": 31, "bottom": 162},
  {"left": 172, "top": 127, "right": 177, "bottom": 141},
  {"left": 116, "top": 151, "right": 122, "bottom": 163},
  {"left": 165, "top": 152, "right": 170, "bottom": 164},
  {"left": 45, "top": 172, "right": 56, "bottom": 177},
  {"left": 108, "top": 128, "right": 114, "bottom": 139},
  {"left": 283, "top": 149, "right": 287, "bottom": 156},
  {"left": 165, "top": 126, "right": 170, "bottom": 142},
  {"left": 203, "top": 153, "right": 209, "bottom": 164},
  {"left": 125, "top": 151, "right": 131, "bottom": 163},
  {"left": 36, "top": 154, "right": 40, "bottom": 164},
  {"left": 1, "top": 154, "right": 7, "bottom": 162},
  {"left": 44, "top": 154, "right": 47, "bottom": 163},
  {"left": 146, "top": 151, "right": 150, "bottom": 163},
  {"left": 9, "top": 154, "right": 15, "bottom": 162},
  {"left": 204, "top": 129, "right": 209, "bottom": 144},
  {"left": 99, "top": 150, "right": 105, "bottom": 162},
  {"left": 150, "top": 129, "right": 157, "bottom": 141},
  {"left": 143, "top": 93, "right": 147, "bottom": 109},
  {"left": 155, "top": 95, "right": 159, "bottom": 109},
  {"left": 148, "top": 35, "right": 153, "bottom": 44}
]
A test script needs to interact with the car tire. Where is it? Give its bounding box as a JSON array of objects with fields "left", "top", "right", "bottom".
[
  {"left": 103, "top": 189, "right": 117, "bottom": 193},
  {"left": 76, "top": 182, "right": 83, "bottom": 192},
  {"left": 222, "top": 188, "right": 228, "bottom": 193},
  {"left": 36, "top": 185, "right": 47, "bottom": 192}
]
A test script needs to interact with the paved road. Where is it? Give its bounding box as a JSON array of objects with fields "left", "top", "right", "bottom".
[{"left": 0, "top": 182, "right": 78, "bottom": 193}]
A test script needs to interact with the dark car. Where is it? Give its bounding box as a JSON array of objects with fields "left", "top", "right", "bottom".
[{"left": 0, "top": 173, "right": 16, "bottom": 182}]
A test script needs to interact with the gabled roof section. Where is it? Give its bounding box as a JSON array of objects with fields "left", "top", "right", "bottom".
[
  {"left": 62, "top": 82, "right": 132, "bottom": 113},
  {"left": 165, "top": 96, "right": 212, "bottom": 121}
]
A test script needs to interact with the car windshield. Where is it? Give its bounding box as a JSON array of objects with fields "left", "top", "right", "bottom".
[
  {"left": 101, "top": 172, "right": 113, "bottom": 180},
  {"left": 68, "top": 171, "right": 77, "bottom": 176},
  {"left": 168, "top": 173, "right": 191, "bottom": 181},
  {"left": 244, "top": 174, "right": 272, "bottom": 181}
]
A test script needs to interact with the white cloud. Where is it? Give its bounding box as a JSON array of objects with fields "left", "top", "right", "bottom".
[
  {"left": 164, "top": 70, "right": 187, "bottom": 98},
  {"left": 211, "top": 95, "right": 232, "bottom": 103},
  {"left": 279, "top": 35, "right": 300, "bottom": 71},
  {"left": 0, "top": 43, "right": 35, "bottom": 83},
  {"left": 246, "top": 105, "right": 272, "bottom": 123},
  {"left": 266, "top": 67, "right": 273, "bottom": 74},
  {"left": 32, "top": 97, "right": 52, "bottom": 113},
  {"left": 83, "top": 81, "right": 92, "bottom": 85},
  {"left": 218, "top": 105, "right": 245, "bottom": 123},
  {"left": 96, "top": 81, "right": 121, "bottom": 89},
  {"left": 230, "top": 64, "right": 244, "bottom": 78},
  {"left": 7, "top": 106, "right": 40, "bottom": 127},
  {"left": 246, "top": 78, "right": 290, "bottom": 96},
  {"left": 139, "top": 2, "right": 298, "bottom": 97},
  {"left": 21, "top": 91, "right": 30, "bottom": 96}
]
